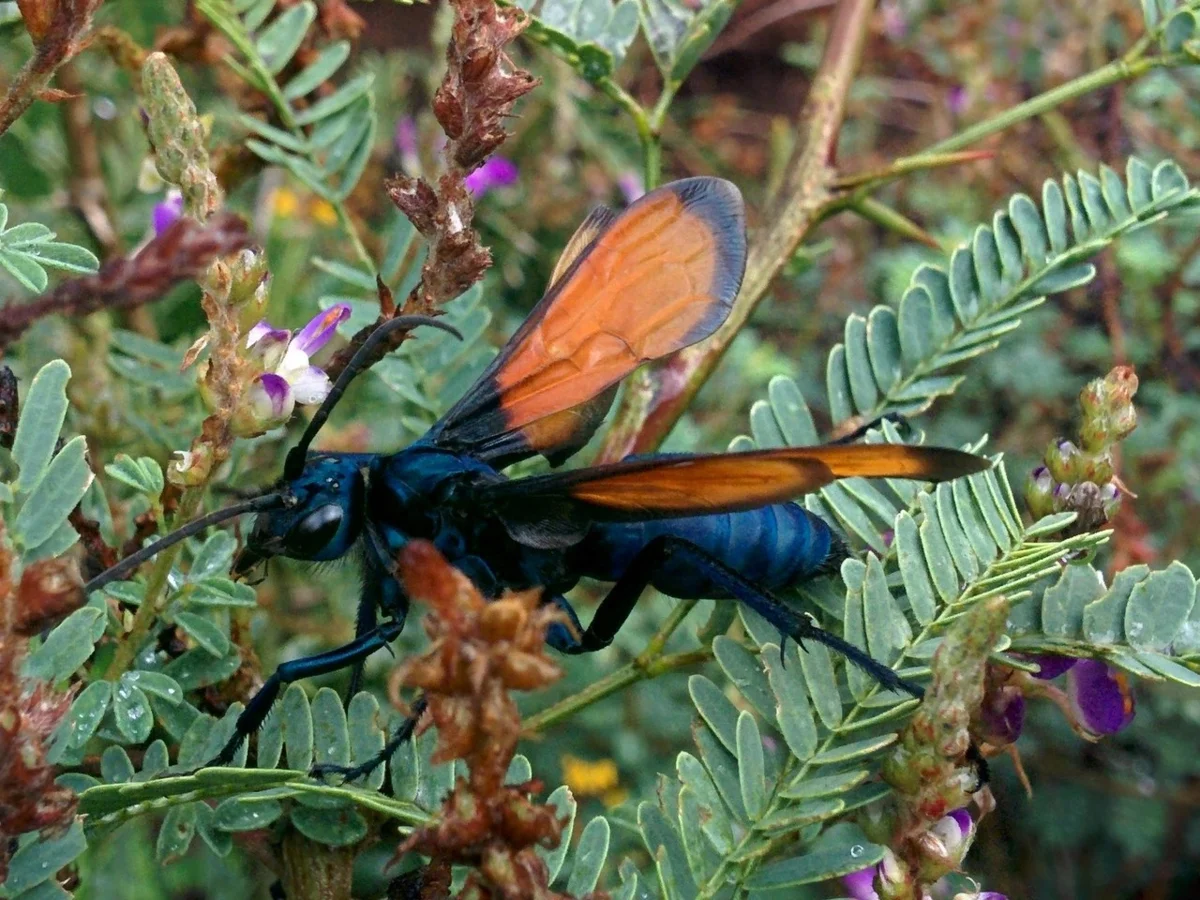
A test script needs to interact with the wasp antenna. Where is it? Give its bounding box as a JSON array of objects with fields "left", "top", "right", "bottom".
[
  {"left": 285, "top": 315, "right": 462, "bottom": 478},
  {"left": 83, "top": 491, "right": 286, "bottom": 595}
]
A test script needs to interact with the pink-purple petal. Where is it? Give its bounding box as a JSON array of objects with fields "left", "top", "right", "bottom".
[
  {"left": 841, "top": 866, "right": 880, "bottom": 900},
  {"left": 152, "top": 191, "right": 184, "bottom": 236},
  {"left": 291, "top": 304, "right": 351, "bottom": 356},
  {"left": 1067, "top": 660, "right": 1135, "bottom": 734},
  {"left": 250, "top": 373, "right": 293, "bottom": 420},
  {"left": 1023, "top": 654, "right": 1078, "bottom": 680},
  {"left": 246, "top": 319, "right": 289, "bottom": 349},
  {"left": 465, "top": 157, "right": 519, "bottom": 195}
]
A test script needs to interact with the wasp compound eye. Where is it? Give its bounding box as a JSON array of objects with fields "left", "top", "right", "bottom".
[{"left": 284, "top": 504, "right": 344, "bottom": 557}]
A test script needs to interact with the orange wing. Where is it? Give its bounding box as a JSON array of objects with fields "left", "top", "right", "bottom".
[
  {"left": 429, "top": 177, "right": 747, "bottom": 466},
  {"left": 485, "top": 444, "right": 992, "bottom": 521}
]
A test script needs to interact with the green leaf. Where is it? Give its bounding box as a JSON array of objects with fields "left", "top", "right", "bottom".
[
  {"left": 157, "top": 803, "right": 198, "bottom": 863},
  {"left": 638, "top": 801, "right": 698, "bottom": 899},
  {"left": 101, "top": 745, "right": 136, "bottom": 783},
  {"left": 13, "top": 435, "right": 91, "bottom": 551},
  {"left": 347, "top": 691, "right": 387, "bottom": 791},
  {"left": 104, "top": 454, "right": 165, "bottom": 496},
  {"left": 12, "top": 359, "right": 71, "bottom": 493},
  {"left": 294, "top": 72, "right": 375, "bottom": 125},
  {"left": 541, "top": 785, "right": 577, "bottom": 883},
  {"left": 763, "top": 642, "right": 818, "bottom": 760},
  {"left": 3, "top": 821, "right": 87, "bottom": 895},
  {"left": 174, "top": 611, "right": 230, "bottom": 657},
  {"left": 745, "top": 823, "right": 883, "bottom": 889},
  {"left": 283, "top": 683, "right": 315, "bottom": 770},
  {"left": 566, "top": 816, "right": 611, "bottom": 895},
  {"left": 290, "top": 805, "right": 369, "bottom": 846},
  {"left": 27, "top": 241, "right": 100, "bottom": 274},
  {"left": 735, "top": 711, "right": 766, "bottom": 819},
  {"left": 1042, "top": 565, "right": 1103, "bottom": 638},
  {"left": 68, "top": 681, "right": 113, "bottom": 748},
  {"left": 213, "top": 795, "right": 285, "bottom": 831},
  {"left": 284, "top": 40, "right": 352, "bottom": 99},
  {"left": 23, "top": 607, "right": 104, "bottom": 682},
  {"left": 1124, "top": 561, "right": 1197, "bottom": 650},
  {"left": 688, "top": 674, "right": 739, "bottom": 754},
  {"left": 311, "top": 686, "right": 351, "bottom": 767},
  {"left": 189, "top": 531, "right": 238, "bottom": 580},
  {"left": 112, "top": 683, "right": 154, "bottom": 743},
  {"left": 0, "top": 247, "right": 49, "bottom": 291},
  {"left": 255, "top": 0, "right": 316, "bottom": 72}
]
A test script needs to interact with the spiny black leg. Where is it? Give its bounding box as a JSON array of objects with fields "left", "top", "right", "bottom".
[
  {"left": 347, "top": 583, "right": 379, "bottom": 698},
  {"left": 210, "top": 619, "right": 404, "bottom": 767},
  {"left": 554, "top": 536, "right": 919, "bottom": 698},
  {"left": 655, "top": 538, "right": 922, "bottom": 698},
  {"left": 310, "top": 695, "right": 428, "bottom": 783}
]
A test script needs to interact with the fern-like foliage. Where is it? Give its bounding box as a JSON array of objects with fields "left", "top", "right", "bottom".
[
  {"left": 195, "top": 0, "right": 375, "bottom": 257},
  {"left": 815, "top": 158, "right": 1199, "bottom": 427},
  {"left": 48, "top": 686, "right": 617, "bottom": 895},
  {"left": 0, "top": 202, "right": 99, "bottom": 293}
]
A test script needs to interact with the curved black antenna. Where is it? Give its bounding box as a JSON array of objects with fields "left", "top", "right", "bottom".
[
  {"left": 284, "top": 315, "right": 463, "bottom": 479},
  {"left": 84, "top": 491, "right": 286, "bottom": 595}
]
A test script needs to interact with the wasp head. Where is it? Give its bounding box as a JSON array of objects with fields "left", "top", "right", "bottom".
[{"left": 234, "top": 455, "right": 367, "bottom": 576}]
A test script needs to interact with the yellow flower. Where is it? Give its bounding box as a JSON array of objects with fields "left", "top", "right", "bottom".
[
  {"left": 561, "top": 754, "right": 623, "bottom": 805},
  {"left": 272, "top": 187, "right": 301, "bottom": 218},
  {"left": 311, "top": 199, "right": 338, "bottom": 226}
]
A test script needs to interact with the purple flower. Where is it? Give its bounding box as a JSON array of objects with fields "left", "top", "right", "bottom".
[
  {"left": 1025, "top": 653, "right": 1078, "bottom": 680},
  {"left": 948, "top": 85, "right": 969, "bottom": 116},
  {"left": 980, "top": 684, "right": 1025, "bottom": 744},
  {"left": 152, "top": 190, "right": 183, "bottom": 236},
  {"left": 618, "top": 172, "right": 645, "bottom": 203},
  {"left": 239, "top": 304, "right": 351, "bottom": 432},
  {"left": 465, "top": 157, "right": 519, "bottom": 196},
  {"left": 1067, "top": 659, "right": 1135, "bottom": 736},
  {"left": 395, "top": 115, "right": 420, "bottom": 174},
  {"left": 842, "top": 865, "right": 880, "bottom": 900}
]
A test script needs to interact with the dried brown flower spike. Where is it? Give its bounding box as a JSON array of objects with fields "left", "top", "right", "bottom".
[{"left": 392, "top": 541, "right": 599, "bottom": 900}]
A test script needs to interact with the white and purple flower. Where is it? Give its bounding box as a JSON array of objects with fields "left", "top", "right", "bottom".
[{"left": 240, "top": 304, "right": 351, "bottom": 433}]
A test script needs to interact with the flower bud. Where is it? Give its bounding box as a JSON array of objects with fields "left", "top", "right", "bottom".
[
  {"left": 1045, "top": 438, "right": 1081, "bottom": 483},
  {"left": 1023, "top": 465, "right": 1056, "bottom": 519}
]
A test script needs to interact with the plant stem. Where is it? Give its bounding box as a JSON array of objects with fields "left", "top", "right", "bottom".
[
  {"left": 522, "top": 647, "right": 712, "bottom": 735},
  {"left": 922, "top": 54, "right": 1173, "bottom": 157},
  {"left": 523, "top": 598, "right": 706, "bottom": 734},
  {"left": 596, "top": 0, "right": 876, "bottom": 460},
  {"left": 103, "top": 488, "right": 204, "bottom": 679}
]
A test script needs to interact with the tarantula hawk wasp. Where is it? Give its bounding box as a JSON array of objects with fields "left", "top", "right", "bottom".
[{"left": 85, "top": 177, "right": 990, "bottom": 780}]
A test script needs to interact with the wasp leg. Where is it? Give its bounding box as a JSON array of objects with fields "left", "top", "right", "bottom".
[
  {"left": 553, "top": 536, "right": 922, "bottom": 699},
  {"left": 346, "top": 585, "right": 379, "bottom": 698},
  {"left": 309, "top": 694, "right": 428, "bottom": 783},
  {"left": 211, "top": 618, "right": 405, "bottom": 767}
]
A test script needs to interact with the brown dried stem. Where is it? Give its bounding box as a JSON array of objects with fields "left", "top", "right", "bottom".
[
  {"left": 388, "top": 542, "right": 601, "bottom": 900},
  {"left": 0, "top": 214, "right": 250, "bottom": 352},
  {"left": 324, "top": 0, "right": 538, "bottom": 385},
  {"left": 1, "top": 0, "right": 106, "bottom": 137}
]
